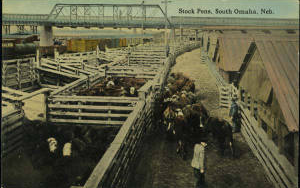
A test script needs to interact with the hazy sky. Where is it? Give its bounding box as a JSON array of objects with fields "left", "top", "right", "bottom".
[{"left": 2, "top": 0, "right": 299, "bottom": 18}]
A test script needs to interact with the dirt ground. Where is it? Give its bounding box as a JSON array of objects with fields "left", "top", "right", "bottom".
[{"left": 127, "top": 48, "right": 274, "bottom": 188}]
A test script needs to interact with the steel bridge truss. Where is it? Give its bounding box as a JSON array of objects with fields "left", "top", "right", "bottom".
[{"left": 46, "top": 4, "right": 171, "bottom": 28}]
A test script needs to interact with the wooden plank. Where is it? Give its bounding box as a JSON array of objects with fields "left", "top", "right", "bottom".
[
  {"left": 49, "top": 111, "right": 129, "bottom": 118},
  {"left": 2, "top": 93, "right": 19, "bottom": 101},
  {"left": 49, "top": 118, "right": 124, "bottom": 125},
  {"left": 241, "top": 118, "right": 288, "bottom": 188},
  {"left": 1, "top": 106, "right": 19, "bottom": 118},
  {"left": 1, "top": 101, "right": 12, "bottom": 106},
  {"left": 241, "top": 127, "right": 280, "bottom": 188},
  {"left": 84, "top": 144, "right": 121, "bottom": 188},
  {"left": 48, "top": 104, "right": 134, "bottom": 111},
  {"left": 1, "top": 121, "right": 23, "bottom": 136},
  {"left": 2, "top": 139, "right": 23, "bottom": 157},
  {"left": 19, "top": 88, "right": 50, "bottom": 101},
  {"left": 241, "top": 106, "right": 297, "bottom": 187},
  {"left": 39, "top": 83, "right": 62, "bottom": 89},
  {"left": 50, "top": 77, "right": 88, "bottom": 96},
  {"left": 51, "top": 96, "right": 139, "bottom": 102},
  {"left": 37, "top": 67, "right": 82, "bottom": 79},
  {"left": 2, "top": 87, "right": 28, "bottom": 96},
  {"left": 2, "top": 113, "right": 24, "bottom": 129},
  {"left": 21, "top": 85, "right": 39, "bottom": 92},
  {"left": 41, "top": 62, "right": 78, "bottom": 75},
  {"left": 5, "top": 78, "right": 33, "bottom": 86}
]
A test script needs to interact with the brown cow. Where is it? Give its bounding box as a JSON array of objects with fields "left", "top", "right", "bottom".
[
  {"left": 173, "top": 109, "right": 188, "bottom": 159},
  {"left": 182, "top": 80, "right": 195, "bottom": 93}
]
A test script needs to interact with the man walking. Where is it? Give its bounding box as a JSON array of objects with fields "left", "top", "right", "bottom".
[
  {"left": 191, "top": 142, "right": 207, "bottom": 188},
  {"left": 229, "top": 96, "right": 240, "bottom": 133},
  {"left": 166, "top": 45, "right": 170, "bottom": 57}
]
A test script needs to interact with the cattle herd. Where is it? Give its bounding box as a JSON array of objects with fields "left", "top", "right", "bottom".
[
  {"left": 77, "top": 77, "right": 146, "bottom": 97},
  {"left": 155, "top": 72, "right": 235, "bottom": 159}
]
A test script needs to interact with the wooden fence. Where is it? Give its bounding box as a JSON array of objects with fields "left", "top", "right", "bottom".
[
  {"left": 239, "top": 102, "right": 298, "bottom": 188},
  {"left": 2, "top": 58, "right": 37, "bottom": 91},
  {"left": 106, "top": 66, "right": 159, "bottom": 79},
  {"left": 47, "top": 96, "right": 138, "bottom": 127},
  {"left": 1, "top": 85, "right": 52, "bottom": 158},
  {"left": 219, "top": 84, "right": 239, "bottom": 108},
  {"left": 1, "top": 102, "right": 24, "bottom": 158}
]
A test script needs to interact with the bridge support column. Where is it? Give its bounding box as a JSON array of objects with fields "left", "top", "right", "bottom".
[
  {"left": 133, "top": 28, "right": 137, "bottom": 34},
  {"left": 141, "top": 29, "right": 144, "bottom": 44},
  {"left": 17, "top": 25, "right": 25, "bottom": 34},
  {"left": 133, "top": 28, "right": 137, "bottom": 45},
  {"left": 30, "top": 25, "right": 38, "bottom": 34},
  {"left": 40, "top": 26, "right": 54, "bottom": 47},
  {"left": 180, "top": 27, "right": 183, "bottom": 43},
  {"left": 170, "top": 28, "right": 175, "bottom": 44},
  {"left": 3, "top": 25, "right": 10, "bottom": 35}
]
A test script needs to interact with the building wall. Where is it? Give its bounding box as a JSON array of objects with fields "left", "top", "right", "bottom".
[{"left": 238, "top": 48, "right": 296, "bottom": 167}]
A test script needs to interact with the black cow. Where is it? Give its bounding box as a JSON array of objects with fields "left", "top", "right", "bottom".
[{"left": 205, "top": 117, "right": 234, "bottom": 157}]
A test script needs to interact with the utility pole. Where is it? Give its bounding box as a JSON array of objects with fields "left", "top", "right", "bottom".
[
  {"left": 161, "top": 0, "right": 171, "bottom": 55},
  {"left": 141, "top": 1, "right": 145, "bottom": 44}
]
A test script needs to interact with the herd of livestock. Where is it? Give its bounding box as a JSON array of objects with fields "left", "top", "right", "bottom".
[
  {"left": 77, "top": 77, "right": 146, "bottom": 97},
  {"left": 155, "top": 72, "right": 235, "bottom": 159}
]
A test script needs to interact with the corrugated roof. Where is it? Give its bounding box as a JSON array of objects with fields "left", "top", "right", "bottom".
[
  {"left": 218, "top": 34, "right": 254, "bottom": 71},
  {"left": 255, "top": 35, "right": 299, "bottom": 132}
]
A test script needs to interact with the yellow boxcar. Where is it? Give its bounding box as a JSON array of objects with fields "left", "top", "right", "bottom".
[
  {"left": 67, "top": 40, "right": 73, "bottom": 52},
  {"left": 85, "top": 39, "right": 98, "bottom": 52},
  {"left": 76, "top": 39, "right": 86, "bottom": 52}
]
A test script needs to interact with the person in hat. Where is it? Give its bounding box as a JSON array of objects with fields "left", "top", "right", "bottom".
[
  {"left": 191, "top": 142, "right": 207, "bottom": 188},
  {"left": 166, "top": 45, "right": 170, "bottom": 57},
  {"left": 229, "top": 96, "right": 240, "bottom": 133}
]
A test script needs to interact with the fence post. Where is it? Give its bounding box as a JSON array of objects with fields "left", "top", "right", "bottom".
[
  {"left": 267, "top": 125, "right": 273, "bottom": 140},
  {"left": 247, "top": 92, "right": 251, "bottom": 110},
  {"left": 44, "top": 91, "right": 49, "bottom": 122},
  {"left": 54, "top": 48, "right": 59, "bottom": 61},
  {"left": 277, "top": 120, "right": 284, "bottom": 154},
  {"left": 294, "top": 132, "right": 299, "bottom": 175},
  {"left": 250, "top": 96, "right": 255, "bottom": 116},
  {"left": 78, "top": 101, "right": 82, "bottom": 120},
  {"left": 36, "top": 49, "right": 40, "bottom": 67},
  {"left": 30, "top": 58, "right": 35, "bottom": 87},
  {"left": 17, "top": 60, "right": 22, "bottom": 90},
  {"left": 138, "top": 91, "right": 146, "bottom": 101}
]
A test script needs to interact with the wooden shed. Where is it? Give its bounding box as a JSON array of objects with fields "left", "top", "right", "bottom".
[
  {"left": 214, "top": 34, "right": 254, "bottom": 83},
  {"left": 238, "top": 34, "right": 299, "bottom": 188}
]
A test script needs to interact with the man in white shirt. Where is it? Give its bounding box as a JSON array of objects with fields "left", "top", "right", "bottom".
[{"left": 191, "top": 142, "right": 207, "bottom": 188}]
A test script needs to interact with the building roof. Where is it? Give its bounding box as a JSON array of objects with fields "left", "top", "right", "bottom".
[
  {"left": 255, "top": 35, "right": 299, "bottom": 132},
  {"left": 218, "top": 34, "right": 254, "bottom": 71}
]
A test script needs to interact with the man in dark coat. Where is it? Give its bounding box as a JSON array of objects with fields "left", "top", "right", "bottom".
[
  {"left": 166, "top": 45, "right": 170, "bottom": 57},
  {"left": 229, "top": 97, "right": 240, "bottom": 133}
]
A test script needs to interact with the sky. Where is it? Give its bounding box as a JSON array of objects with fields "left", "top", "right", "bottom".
[{"left": 2, "top": 0, "right": 299, "bottom": 19}]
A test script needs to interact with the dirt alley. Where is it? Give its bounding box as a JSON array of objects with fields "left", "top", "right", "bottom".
[{"left": 127, "top": 48, "right": 274, "bottom": 188}]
